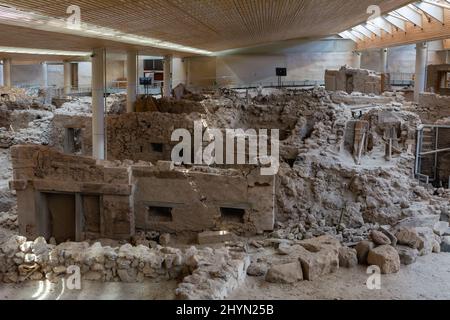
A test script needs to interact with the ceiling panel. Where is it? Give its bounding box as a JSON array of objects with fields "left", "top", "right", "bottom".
[{"left": 0, "top": 0, "right": 413, "bottom": 52}]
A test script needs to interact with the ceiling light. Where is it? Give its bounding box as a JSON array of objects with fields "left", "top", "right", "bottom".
[
  {"left": 0, "top": 46, "right": 91, "bottom": 56},
  {"left": 0, "top": 4, "right": 213, "bottom": 56}
]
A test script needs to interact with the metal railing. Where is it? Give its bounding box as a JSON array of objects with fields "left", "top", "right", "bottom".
[{"left": 390, "top": 72, "right": 414, "bottom": 86}]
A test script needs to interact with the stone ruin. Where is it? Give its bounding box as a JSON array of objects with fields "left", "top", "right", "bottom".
[
  {"left": 426, "top": 64, "right": 450, "bottom": 96},
  {"left": 325, "top": 66, "right": 390, "bottom": 95},
  {"left": 0, "top": 85, "right": 450, "bottom": 298},
  {"left": 9, "top": 145, "right": 275, "bottom": 242}
]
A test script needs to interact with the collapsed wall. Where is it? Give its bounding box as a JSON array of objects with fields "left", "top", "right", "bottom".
[
  {"left": 411, "top": 93, "right": 450, "bottom": 124},
  {"left": 325, "top": 66, "right": 389, "bottom": 95}
]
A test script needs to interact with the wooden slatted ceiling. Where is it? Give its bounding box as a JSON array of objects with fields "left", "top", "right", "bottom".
[{"left": 0, "top": 0, "right": 412, "bottom": 52}]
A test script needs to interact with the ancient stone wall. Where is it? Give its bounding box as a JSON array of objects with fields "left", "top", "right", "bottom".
[
  {"left": 9, "top": 145, "right": 133, "bottom": 241},
  {"left": 132, "top": 165, "right": 274, "bottom": 235},
  {"left": 9, "top": 145, "right": 275, "bottom": 241},
  {"left": 49, "top": 111, "right": 200, "bottom": 163},
  {"left": 415, "top": 93, "right": 450, "bottom": 124},
  {"left": 426, "top": 64, "right": 450, "bottom": 96},
  {"left": 325, "top": 66, "right": 388, "bottom": 95},
  {"left": 0, "top": 235, "right": 250, "bottom": 300}
]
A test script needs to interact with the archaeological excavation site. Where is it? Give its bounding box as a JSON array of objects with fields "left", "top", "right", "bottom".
[{"left": 0, "top": 0, "right": 449, "bottom": 305}]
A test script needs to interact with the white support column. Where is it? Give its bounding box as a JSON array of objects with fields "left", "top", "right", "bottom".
[
  {"left": 3, "top": 58, "right": 12, "bottom": 88},
  {"left": 41, "top": 62, "right": 48, "bottom": 88},
  {"left": 414, "top": 42, "right": 428, "bottom": 102},
  {"left": 380, "top": 48, "right": 388, "bottom": 73},
  {"left": 446, "top": 50, "right": 450, "bottom": 64},
  {"left": 126, "top": 51, "right": 138, "bottom": 112},
  {"left": 354, "top": 51, "right": 362, "bottom": 69},
  {"left": 63, "top": 61, "right": 72, "bottom": 95},
  {"left": 92, "top": 48, "right": 106, "bottom": 160},
  {"left": 163, "top": 54, "right": 172, "bottom": 98}
]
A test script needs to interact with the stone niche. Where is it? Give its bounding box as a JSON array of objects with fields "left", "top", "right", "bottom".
[
  {"left": 9, "top": 145, "right": 275, "bottom": 242},
  {"left": 325, "top": 66, "right": 389, "bottom": 95}
]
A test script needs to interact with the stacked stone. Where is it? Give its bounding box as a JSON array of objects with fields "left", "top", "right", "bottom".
[{"left": 0, "top": 235, "right": 250, "bottom": 300}]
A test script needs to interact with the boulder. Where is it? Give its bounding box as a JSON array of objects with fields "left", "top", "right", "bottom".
[
  {"left": 379, "top": 227, "right": 397, "bottom": 246},
  {"left": 441, "top": 236, "right": 450, "bottom": 253},
  {"left": 370, "top": 230, "right": 391, "bottom": 246},
  {"left": 247, "top": 262, "right": 268, "bottom": 277},
  {"left": 367, "top": 245, "right": 400, "bottom": 274},
  {"left": 296, "top": 235, "right": 340, "bottom": 281},
  {"left": 338, "top": 247, "right": 358, "bottom": 268},
  {"left": 416, "top": 227, "right": 434, "bottom": 256},
  {"left": 395, "top": 227, "right": 421, "bottom": 249},
  {"left": 297, "top": 246, "right": 339, "bottom": 281},
  {"left": 432, "top": 240, "right": 441, "bottom": 253},
  {"left": 355, "top": 240, "right": 375, "bottom": 264},
  {"left": 433, "top": 221, "right": 449, "bottom": 236},
  {"left": 32, "top": 237, "right": 48, "bottom": 255},
  {"left": 159, "top": 233, "right": 171, "bottom": 246},
  {"left": 297, "top": 235, "right": 341, "bottom": 253},
  {"left": 265, "top": 261, "right": 303, "bottom": 284},
  {"left": 395, "top": 245, "right": 418, "bottom": 265}
]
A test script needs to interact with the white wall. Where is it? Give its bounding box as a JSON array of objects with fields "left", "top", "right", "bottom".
[
  {"left": 77, "top": 62, "right": 92, "bottom": 88},
  {"left": 186, "top": 38, "right": 359, "bottom": 87},
  {"left": 47, "top": 64, "right": 64, "bottom": 87},
  {"left": 11, "top": 64, "right": 46, "bottom": 87},
  {"left": 361, "top": 41, "right": 445, "bottom": 79}
]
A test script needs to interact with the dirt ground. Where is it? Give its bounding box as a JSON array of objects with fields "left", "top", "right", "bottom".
[
  {"left": 0, "top": 279, "right": 178, "bottom": 300},
  {"left": 230, "top": 253, "right": 450, "bottom": 300},
  {"left": 1, "top": 253, "right": 449, "bottom": 300}
]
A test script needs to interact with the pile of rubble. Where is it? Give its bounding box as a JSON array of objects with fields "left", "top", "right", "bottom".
[
  {"left": 0, "top": 208, "right": 17, "bottom": 233},
  {"left": 0, "top": 235, "right": 249, "bottom": 300},
  {"left": 203, "top": 88, "right": 448, "bottom": 244},
  {"left": 244, "top": 222, "right": 450, "bottom": 287},
  {"left": 355, "top": 222, "right": 450, "bottom": 274}
]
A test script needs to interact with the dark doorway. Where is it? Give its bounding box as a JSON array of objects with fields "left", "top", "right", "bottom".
[
  {"left": 346, "top": 75, "right": 354, "bottom": 94},
  {"left": 45, "top": 193, "right": 76, "bottom": 243},
  {"left": 64, "top": 128, "right": 82, "bottom": 154}
]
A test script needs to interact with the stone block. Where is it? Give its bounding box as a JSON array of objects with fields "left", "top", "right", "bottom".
[
  {"left": 367, "top": 245, "right": 400, "bottom": 274},
  {"left": 197, "top": 231, "right": 234, "bottom": 245}
]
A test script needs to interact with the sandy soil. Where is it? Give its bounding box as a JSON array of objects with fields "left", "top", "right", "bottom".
[
  {"left": 229, "top": 253, "right": 450, "bottom": 300},
  {"left": 0, "top": 279, "right": 178, "bottom": 300}
]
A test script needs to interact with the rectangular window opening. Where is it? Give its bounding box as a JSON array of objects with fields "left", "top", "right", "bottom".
[
  {"left": 151, "top": 143, "right": 164, "bottom": 153},
  {"left": 148, "top": 206, "right": 173, "bottom": 222},
  {"left": 220, "top": 207, "right": 245, "bottom": 223}
]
